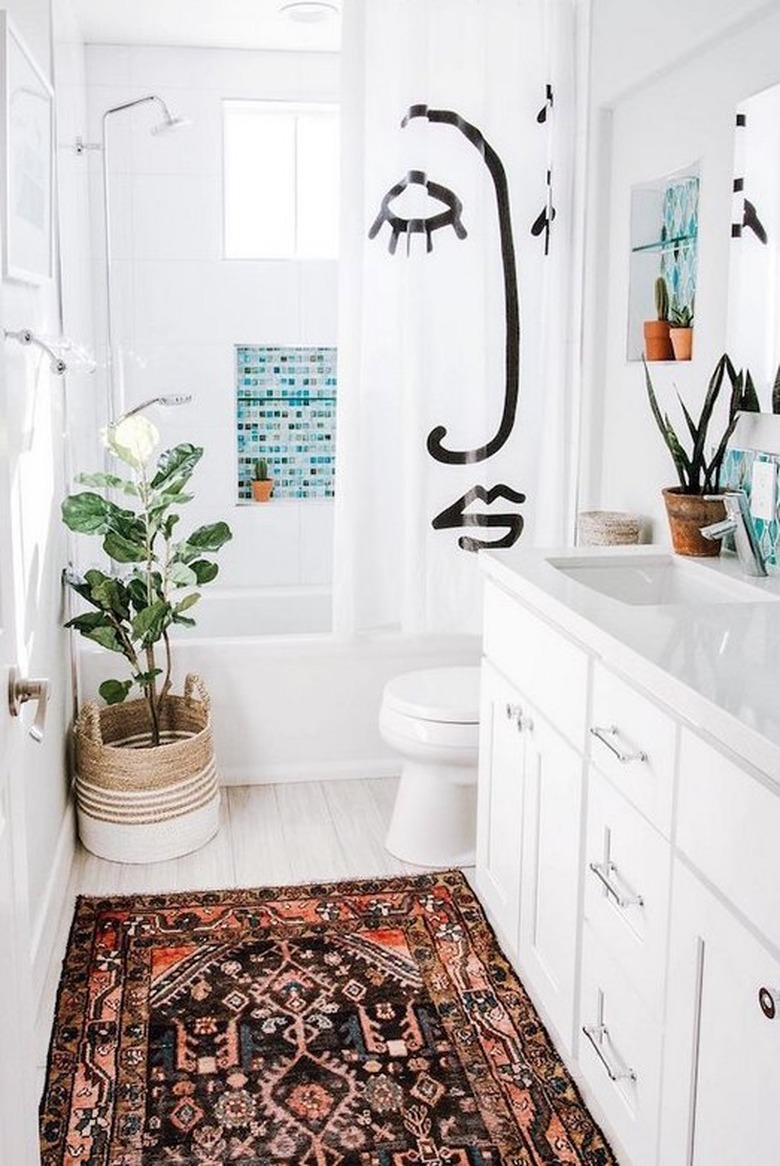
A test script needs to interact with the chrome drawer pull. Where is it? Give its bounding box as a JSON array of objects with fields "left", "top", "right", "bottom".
[
  {"left": 758, "top": 987, "right": 780, "bottom": 1020},
  {"left": 590, "top": 724, "right": 647, "bottom": 764},
  {"left": 589, "top": 860, "right": 644, "bottom": 908},
  {"left": 582, "top": 1021, "right": 637, "bottom": 1082}
]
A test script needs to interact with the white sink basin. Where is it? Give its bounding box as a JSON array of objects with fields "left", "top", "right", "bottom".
[{"left": 547, "top": 553, "right": 778, "bottom": 606}]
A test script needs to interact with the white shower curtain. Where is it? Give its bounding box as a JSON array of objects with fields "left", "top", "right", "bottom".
[{"left": 334, "top": 0, "right": 577, "bottom": 635}]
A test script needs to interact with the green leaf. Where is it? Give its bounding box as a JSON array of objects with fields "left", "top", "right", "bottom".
[
  {"left": 162, "top": 513, "right": 180, "bottom": 539},
  {"left": 175, "top": 592, "right": 200, "bottom": 614},
  {"left": 76, "top": 472, "right": 139, "bottom": 496},
  {"left": 191, "top": 559, "right": 218, "bottom": 585},
  {"left": 773, "top": 362, "right": 780, "bottom": 415},
  {"left": 168, "top": 562, "right": 198, "bottom": 588},
  {"left": 171, "top": 613, "right": 197, "bottom": 627},
  {"left": 61, "top": 492, "right": 119, "bottom": 535},
  {"left": 185, "top": 522, "right": 233, "bottom": 553},
  {"left": 642, "top": 360, "right": 689, "bottom": 489},
  {"left": 99, "top": 678, "right": 133, "bottom": 704},
  {"left": 131, "top": 599, "right": 171, "bottom": 645},
  {"left": 103, "top": 530, "right": 147, "bottom": 563},
  {"left": 65, "top": 612, "right": 127, "bottom": 655},
  {"left": 150, "top": 444, "right": 202, "bottom": 493},
  {"left": 133, "top": 668, "right": 163, "bottom": 686}
]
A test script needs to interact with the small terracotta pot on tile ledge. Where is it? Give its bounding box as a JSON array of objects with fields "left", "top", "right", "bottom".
[
  {"left": 251, "top": 479, "right": 273, "bottom": 503},
  {"left": 662, "top": 487, "right": 726, "bottom": 556}
]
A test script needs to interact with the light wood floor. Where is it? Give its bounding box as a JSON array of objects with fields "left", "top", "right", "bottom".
[{"left": 36, "top": 777, "right": 473, "bottom": 1098}]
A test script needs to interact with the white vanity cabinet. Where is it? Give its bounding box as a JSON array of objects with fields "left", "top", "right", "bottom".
[
  {"left": 477, "top": 578, "right": 588, "bottom": 1054},
  {"left": 477, "top": 554, "right": 780, "bottom": 1166}
]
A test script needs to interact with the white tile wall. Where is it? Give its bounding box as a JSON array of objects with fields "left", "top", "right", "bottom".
[{"left": 84, "top": 44, "right": 340, "bottom": 594}]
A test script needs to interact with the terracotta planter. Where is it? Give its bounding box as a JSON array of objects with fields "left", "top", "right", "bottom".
[
  {"left": 662, "top": 488, "right": 726, "bottom": 557},
  {"left": 251, "top": 479, "right": 273, "bottom": 502},
  {"left": 643, "top": 320, "right": 674, "bottom": 361},
  {"left": 670, "top": 326, "right": 693, "bottom": 361}
]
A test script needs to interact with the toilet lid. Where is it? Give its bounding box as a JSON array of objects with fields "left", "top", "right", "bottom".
[{"left": 383, "top": 666, "right": 481, "bottom": 724}]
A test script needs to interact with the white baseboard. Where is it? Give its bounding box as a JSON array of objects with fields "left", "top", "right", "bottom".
[
  {"left": 31, "top": 800, "right": 76, "bottom": 1011},
  {"left": 220, "top": 758, "right": 400, "bottom": 786}
]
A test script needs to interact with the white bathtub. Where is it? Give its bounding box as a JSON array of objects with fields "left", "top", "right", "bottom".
[{"left": 78, "top": 587, "right": 480, "bottom": 785}]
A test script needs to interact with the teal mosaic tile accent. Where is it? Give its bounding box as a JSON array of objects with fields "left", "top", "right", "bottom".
[
  {"left": 236, "top": 346, "right": 336, "bottom": 500},
  {"left": 660, "top": 176, "right": 698, "bottom": 317},
  {"left": 722, "top": 446, "right": 780, "bottom": 567}
]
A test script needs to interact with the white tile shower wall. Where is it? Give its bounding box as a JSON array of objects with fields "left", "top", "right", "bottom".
[{"left": 84, "top": 43, "right": 339, "bottom": 591}]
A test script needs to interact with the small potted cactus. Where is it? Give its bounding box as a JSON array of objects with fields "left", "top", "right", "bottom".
[
  {"left": 669, "top": 298, "right": 694, "bottom": 361},
  {"left": 251, "top": 457, "right": 273, "bottom": 502},
  {"left": 643, "top": 275, "right": 674, "bottom": 361}
]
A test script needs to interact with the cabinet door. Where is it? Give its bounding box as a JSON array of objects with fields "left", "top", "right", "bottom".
[
  {"left": 475, "top": 659, "right": 526, "bottom": 952},
  {"left": 518, "top": 710, "right": 585, "bottom": 1054},
  {"left": 660, "top": 861, "right": 780, "bottom": 1166}
]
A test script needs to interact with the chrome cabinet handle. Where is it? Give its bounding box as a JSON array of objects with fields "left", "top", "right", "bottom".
[
  {"left": 582, "top": 1021, "right": 637, "bottom": 1082},
  {"left": 589, "top": 860, "right": 644, "bottom": 909},
  {"left": 8, "top": 668, "right": 50, "bottom": 742},
  {"left": 590, "top": 724, "right": 647, "bottom": 764},
  {"left": 504, "top": 702, "right": 532, "bottom": 733},
  {"left": 758, "top": 987, "right": 780, "bottom": 1020}
]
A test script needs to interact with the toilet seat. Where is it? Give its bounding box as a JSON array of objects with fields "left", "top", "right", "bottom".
[{"left": 382, "top": 666, "right": 480, "bottom": 724}]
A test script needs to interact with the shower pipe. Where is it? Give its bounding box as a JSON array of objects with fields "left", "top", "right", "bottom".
[
  {"left": 4, "top": 328, "right": 68, "bottom": 374},
  {"left": 101, "top": 95, "right": 190, "bottom": 425}
]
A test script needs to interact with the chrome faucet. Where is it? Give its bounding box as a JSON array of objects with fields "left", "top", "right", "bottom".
[{"left": 700, "top": 490, "right": 768, "bottom": 576}]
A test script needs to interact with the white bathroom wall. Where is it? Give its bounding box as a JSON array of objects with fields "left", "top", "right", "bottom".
[
  {"left": 579, "top": 0, "right": 780, "bottom": 539},
  {"left": 82, "top": 44, "right": 339, "bottom": 592}
]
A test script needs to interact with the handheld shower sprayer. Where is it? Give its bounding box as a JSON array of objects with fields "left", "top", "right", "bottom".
[{"left": 114, "top": 394, "right": 193, "bottom": 425}]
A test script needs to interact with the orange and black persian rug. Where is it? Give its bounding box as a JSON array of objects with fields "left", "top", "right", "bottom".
[{"left": 41, "top": 870, "right": 616, "bottom": 1165}]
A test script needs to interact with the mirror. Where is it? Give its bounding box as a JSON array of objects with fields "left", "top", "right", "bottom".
[{"left": 727, "top": 82, "right": 780, "bottom": 407}]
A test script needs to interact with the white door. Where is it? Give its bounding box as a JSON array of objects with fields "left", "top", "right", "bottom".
[{"left": 0, "top": 426, "right": 40, "bottom": 1156}]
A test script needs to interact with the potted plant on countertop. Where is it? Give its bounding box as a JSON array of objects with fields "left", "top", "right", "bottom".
[
  {"left": 251, "top": 457, "right": 273, "bottom": 502},
  {"left": 643, "top": 352, "right": 759, "bottom": 555},
  {"left": 669, "top": 299, "right": 694, "bottom": 361},
  {"left": 643, "top": 275, "right": 674, "bottom": 362},
  {"left": 61, "top": 414, "right": 233, "bottom": 862}
]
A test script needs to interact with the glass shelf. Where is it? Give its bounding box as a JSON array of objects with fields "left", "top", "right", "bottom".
[{"left": 631, "top": 234, "right": 697, "bottom": 255}]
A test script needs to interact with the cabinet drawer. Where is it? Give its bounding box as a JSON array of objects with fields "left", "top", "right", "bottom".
[
  {"left": 677, "top": 729, "right": 780, "bottom": 949},
  {"left": 589, "top": 663, "right": 675, "bottom": 835},
  {"left": 483, "top": 579, "right": 588, "bottom": 748},
  {"left": 579, "top": 924, "right": 663, "bottom": 1166},
  {"left": 584, "top": 767, "right": 671, "bottom": 1017}
]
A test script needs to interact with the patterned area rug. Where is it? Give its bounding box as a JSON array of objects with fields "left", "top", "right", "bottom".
[{"left": 41, "top": 871, "right": 616, "bottom": 1165}]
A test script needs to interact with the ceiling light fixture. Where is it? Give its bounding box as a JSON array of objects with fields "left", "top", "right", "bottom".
[{"left": 279, "top": 2, "right": 339, "bottom": 23}]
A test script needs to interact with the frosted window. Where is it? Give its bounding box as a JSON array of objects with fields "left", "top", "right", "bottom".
[{"left": 224, "top": 101, "right": 339, "bottom": 260}]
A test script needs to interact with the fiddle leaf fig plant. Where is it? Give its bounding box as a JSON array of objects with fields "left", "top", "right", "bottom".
[
  {"left": 643, "top": 352, "right": 760, "bottom": 494},
  {"left": 62, "top": 415, "right": 232, "bottom": 745}
]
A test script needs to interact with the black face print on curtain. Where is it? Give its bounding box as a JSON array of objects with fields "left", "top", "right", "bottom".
[{"left": 368, "top": 103, "right": 535, "bottom": 551}]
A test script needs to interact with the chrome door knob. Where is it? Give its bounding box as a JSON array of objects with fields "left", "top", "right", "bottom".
[{"left": 8, "top": 668, "right": 50, "bottom": 742}]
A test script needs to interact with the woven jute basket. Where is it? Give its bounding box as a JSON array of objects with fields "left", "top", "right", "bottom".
[
  {"left": 74, "top": 673, "right": 220, "bottom": 864},
  {"left": 578, "top": 510, "right": 642, "bottom": 547}
]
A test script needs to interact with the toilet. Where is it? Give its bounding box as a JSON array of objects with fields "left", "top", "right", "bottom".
[{"left": 380, "top": 666, "right": 481, "bottom": 867}]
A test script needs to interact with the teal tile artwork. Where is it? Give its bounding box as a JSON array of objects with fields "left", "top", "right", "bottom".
[
  {"left": 722, "top": 447, "right": 780, "bottom": 568},
  {"left": 236, "top": 346, "right": 337, "bottom": 500},
  {"left": 659, "top": 176, "right": 698, "bottom": 317}
]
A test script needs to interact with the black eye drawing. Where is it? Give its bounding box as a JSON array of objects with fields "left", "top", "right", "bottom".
[{"left": 368, "top": 169, "right": 468, "bottom": 255}]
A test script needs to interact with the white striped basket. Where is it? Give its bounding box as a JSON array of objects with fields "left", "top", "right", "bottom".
[{"left": 74, "top": 673, "right": 220, "bottom": 864}]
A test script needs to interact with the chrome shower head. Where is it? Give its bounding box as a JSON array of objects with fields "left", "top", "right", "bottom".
[{"left": 151, "top": 112, "right": 191, "bottom": 136}]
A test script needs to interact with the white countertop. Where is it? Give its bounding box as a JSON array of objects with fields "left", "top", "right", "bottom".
[{"left": 480, "top": 544, "right": 780, "bottom": 782}]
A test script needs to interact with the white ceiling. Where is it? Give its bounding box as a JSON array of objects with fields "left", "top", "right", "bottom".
[{"left": 73, "top": 0, "right": 341, "bottom": 52}]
